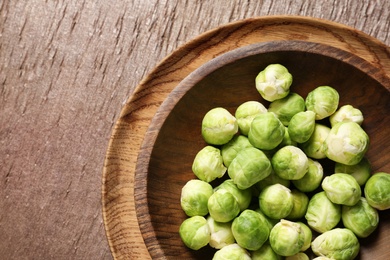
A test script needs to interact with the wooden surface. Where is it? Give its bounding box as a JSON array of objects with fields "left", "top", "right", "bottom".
[{"left": 0, "top": 1, "right": 389, "bottom": 259}]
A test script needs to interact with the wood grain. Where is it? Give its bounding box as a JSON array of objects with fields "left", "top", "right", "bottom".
[{"left": 0, "top": 0, "right": 389, "bottom": 259}]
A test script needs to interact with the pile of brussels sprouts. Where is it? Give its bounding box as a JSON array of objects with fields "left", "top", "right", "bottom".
[{"left": 179, "top": 64, "right": 390, "bottom": 260}]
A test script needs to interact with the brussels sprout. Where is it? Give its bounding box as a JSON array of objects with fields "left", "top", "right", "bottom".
[
  {"left": 206, "top": 215, "right": 235, "bottom": 249},
  {"left": 329, "top": 104, "right": 364, "bottom": 127},
  {"left": 268, "top": 93, "right": 306, "bottom": 126},
  {"left": 292, "top": 158, "right": 323, "bottom": 192},
  {"left": 305, "top": 191, "right": 341, "bottom": 233},
  {"left": 342, "top": 197, "right": 379, "bottom": 238},
  {"left": 268, "top": 127, "right": 298, "bottom": 157},
  {"left": 228, "top": 147, "right": 272, "bottom": 189},
  {"left": 324, "top": 122, "right": 369, "bottom": 165},
  {"left": 252, "top": 242, "right": 282, "bottom": 260},
  {"left": 235, "top": 101, "right": 267, "bottom": 135},
  {"left": 255, "top": 170, "right": 291, "bottom": 192},
  {"left": 364, "top": 172, "right": 390, "bottom": 210},
  {"left": 335, "top": 157, "right": 371, "bottom": 186},
  {"left": 255, "top": 64, "right": 293, "bottom": 102},
  {"left": 255, "top": 208, "right": 280, "bottom": 230},
  {"left": 212, "top": 243, "right": 251, "bottom": 260},
  {"left": 269, "top": 219, "right": 305, "bottom": 257},
  {"left": 179, "top": 216, "right": 211, "bottom": 250},
  {"left": 300, "top": 124, "right": 330, "bottom": 159},
  {"left": 322, "top": 173, "right": 361, "bottom": 206},
  {"left": 248, "top": 112, "right": 285, "bottom": 150},
  {"left": 286, "top": 252, "right": 309, "bottom": 260},
  {"left": 254, "top": 208, "right": 279, "bottom": 230},
  {"left": 259, "top": 184, "right": 293, "bottom": 219},
  {"left": 180, "top": 179, "right": 213, "bottom": 216},
  {"left": 208, "top": 189, "right": 240, "bottom": 223},
  {"left": 272, "top": 146, "right": 309, "bottom": 180},
  {"left": 215, "top": 179, "right": 252, "bottom": 211},
  {"left": 311, "top": 228, "right": 360, "bottom": 260},
  {"left": 312, "top": 257, "right": 333, "bottom": 260},
  {"left": 232, "top": 209, "right": 271, "bottom": 251},
  {"left": 305, "top": 86, "right": 339, "bottom": 120},
  {"left": 221, "top": 135, "right": 253, "bottom": 167},
  {"left": 201, "top": 107, "right": 238, "bottom": 145},
  {"left": 297, "top": 222, "right": 312, "bottom": 252},
  {"left": 192, "top": 146, "right": 227, "bottom": 182},
  {"left": 288, "top": 111, "right": 316, "bottom": 143},
  {"left": 280, "top": 126, "right": 298, "bottom": 147},
  {"left": 286, "top": 190, "right": 309, "bottom": 220},
  {"left": 260, "top": 149, "right": 277, "bottom": 161}
]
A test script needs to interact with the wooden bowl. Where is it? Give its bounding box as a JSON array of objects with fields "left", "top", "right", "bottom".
[{"left": 102, "top": 16, "right": 390, "bottom": 260}]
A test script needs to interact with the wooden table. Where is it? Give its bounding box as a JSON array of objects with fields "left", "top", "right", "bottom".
[{"left": 1, "top": 1, "right": 389, "bottom": 259}]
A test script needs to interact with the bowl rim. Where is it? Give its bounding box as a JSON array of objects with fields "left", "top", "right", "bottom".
[
  {"left": 102, "top": 15, "right": 390, "bottom": 260},
  {"left": 134, "top": 40, "right": 390, "bottom": 259}
]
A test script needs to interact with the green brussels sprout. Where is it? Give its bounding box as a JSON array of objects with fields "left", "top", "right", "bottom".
[
  {"left": 305, "top": 86, "right": 339, "bottom": 120},
  {"left": 259, "top": 184, "right": 293, "bottom": 219},
  {"left": 286, "top": 252, "right": 309, "bottom": 260},
  {"left": 180, "top": 179, "right": 214, "bottom": 216},
  {"left": 255, "top": 170, "right": 291, "bottom": 192},
  {"left": 280, "top": 126, "right": 298, "bottom": 147},
  {"left": 252, "top": 242, "right": 282, "bottom": 260},
  {"left": 201, "top": 107, "right": 238, "bottom": 145},
  {"left": 312, "top": 257, "right": 333, "bottom": 260},
  {"left": 288, "top": 111, "right": 316, "bottom": 143},
  {"left": 297, "top": 222, "right": 312, "bottom": 252},
  {"left": 212, "top": 244, "right": 251, "bottom": 260},
  {"left": 192, "top": 146, "right": 227, "bottom": 182},
  {"left": 335, "top": 157, "right": 371, "bottom": 186},
  {"left": 322, "top": 173, "right": 361, "bottom": 206},
  {"left": 206, "top": 215, "right": 235, "bottom": 249},
  {"left": 311, "top": 228, "right": 360, "bottom": 260},
  {"left": 255, "top": 64, "right": 293, "bottom": 102},
  {"left": 341, "top": 197, "right": 379, "bottom": 238},
  {"left": 305, "top": 191, "right": 341, "bottom": 233},
  {"left": 272, "top": 146, "right": 309, "bottom": 180},
  {"left": 248, "top": 112, "right": 285, "bottom": 150},
  {"left": 208, "top": 189, "right": 240, "bottom": 223},
  {"left": 329, "top": 104, "right": 364, "bottom": 127},
  {"left": 228, "top": 147, "right": 272, "bottom": 189},
  {"left": 260, "top": 148, "right": 276, "bottom": 161},
  {"left": 179, "top": 216, "right": 211, "bottom": 250},
  {"left": 254, "top": 208, "right": 279, "bottom": 230},
  {"left": 292, "top": 158, "right": 323, "bottom": 192},
  {"left": 300, "top": 124, "right": 330, "bottom": 159},
  {"left": 269, "top": 219, "right": 305, "bottom": 257},
  {"left": 268, "top": 93, "right": 306, "bottom": 126},
  {"left": 324, "top": 122, "right": 369, "bottom": 166},
  {"left": 221, "top": 135, "right": 253, "bottom": 167},
  {"left": 268, "top": 127, "right": 298, "bottom": 157},
  {"left": 286, "top": 190, "right": 309, "bottom": 220},
  {"left": 232, "top": 209, "right": 271, "bottom": 251},
  {"left": 215, "top": 179, "right": 252, "bottom": 211},
  {"left": 364, "top": 172, "right": 390, "bottom": 210},
  {"left": 235, "top": 101, "right": 267, "bottom": 135}
]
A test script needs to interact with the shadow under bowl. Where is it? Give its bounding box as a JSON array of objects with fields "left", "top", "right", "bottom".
[{"left": 135, "top": 41, "right": 390, "bottom": 259}]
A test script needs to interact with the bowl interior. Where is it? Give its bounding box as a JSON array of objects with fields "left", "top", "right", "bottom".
[{"left": 135, "top": 41, "right": 390, "bottom": 259}]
